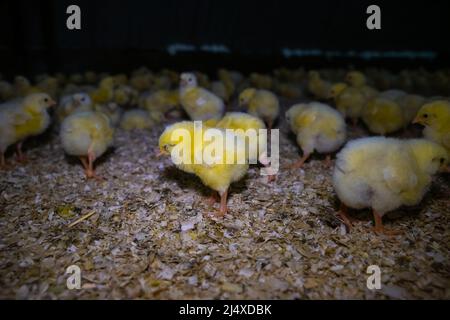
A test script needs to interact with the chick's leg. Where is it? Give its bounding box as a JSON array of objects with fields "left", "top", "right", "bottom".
[
  {"left": 290, "top": 153, "right": 310, "bottom": 169},
  {"left": 373, "top": 210, "right": 401, "bottom": 236},
  {"left": 218, "top": 189, "right": 228, "bottom": 217},
  {"left": 206, "top": 191, "right": 219, "bottom": 206},
  {"left": 15, "top": 142, "right": 27, "bottom": 163},
  {"left": 325, "top": 155, "right": 332, "bottom": 168},
  {"left": 85, "top": 150, "right": 103, "bottom": 180},
  {"left": 336, "top": 203, "right": 355, "bottom": 230}
]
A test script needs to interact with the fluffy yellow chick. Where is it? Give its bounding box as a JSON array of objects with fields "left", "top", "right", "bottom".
[
  {"left": 130, "top": 73, "right": 152, "bottom": 92},
  {"left": 56, "top": 93, "right": 93, "bottom": 123},
  {"left": 120, "top": 109, "right": 153, "bottom": 130},
  {"left": 14, "top": 76, "right": 41, "bottom": 97},
  {"left": 345, "top": 71, "right": 378, "bottom": 99},
  {"left": 307, "top": 71, "right": 332, "bottom": 100},
  {"left": 362, "top": 97, "right": 404, "bottom": 135},
  {"left": 211, "top": 81, "right": 230, "bottom": 104},
  {"left": 0, "top": 81, "right": 15, "bottom": 101},
  {"left": 333, "top": 137, "right": 448, "bottom": 234},
  {"left": 218, "top": 69, "right": 236, "bottom": 99},
  {"left": 114, "top": 85, "right": 139, "bottom": 106},
  {"left": 396, "top": 93, "right": 426, "bottom": 125},
  {"left": 239, "top": 88, "right": 280, "bottom": 130},
  {"left": 141, "top": 89, "right": 180, "bottom": 122},
  {"left": 0, "top": 93, "right": 56, "bottom": 166},
  {"left": 94, "top": 102, "right": 122, "bottom": 126},
  {"left": 286, "top": 102, "right": 347, "bottom": 169},
  {"left": 274, "top": 81, "right": 302, "bottom": 99},
  {"left": 249, "top": 73, "right": 273, "bottom": 90},
  {"left": 36, "top": 77, "right": 59, "bottom": 99},
  {"left": 159, "top": 121, "right": 249, "bottom": 217},
  {"left": 215, "top": 112, "right": 275, "bottom": 182},
  {"left": 414, "top": 100, "right": 450, "bottom": 162},
  {"left": 179, "top": 73, "right": 225, "bottom": 121},
  {"left": 330, "top": 82, "right": 367, "bottom": 126},
  {"left": 90, "top": 77, "right": 115, "bottom": 104},
  {"left": 60, "top": 111, "right": 114, "bottom": 179}
]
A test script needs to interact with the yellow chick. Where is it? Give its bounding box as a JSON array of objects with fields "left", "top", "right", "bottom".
[
  {"left": 36, "top": 76, "right": 59, "bottom": 99},
  {"left": 179, "top": 73, "right": 225, "bottom": 121},
  {"left": 274, "top": 81, "right": 302, "bottom": 99},
  {"left": 120, "top": 109, "right": 154, "bottom": 130},
  {"left": 307, "top": 71, "right": 332, "bottom": 100},
  {"left": 0, "top": 81, "right": 15, "bottom": 101},
  {"left": 286, "top": 102, "right": 347, "bottom": 169},
  {"left": 396, "top": 93, "right": 426, "bottom": 125},
  {"left": 141, "top": 89, "right": 180, "bottom": 122},
  {"left": 94, "top": 102, "right": 122, "bottom": 126},
  {"left": 0, "top": 93, "right": 56, "bottom": 166},
  {"left": 218, "top": 69, "right": 236, "bottom": 99},
  {"left": 56, "top": 93, "right": 93, "bottom": 123},
  {"left": 414, "top": 100, "right": 450, "bottom": 161},
  {"left": 159, "top": 121, "right": 249, "bottom": 217},
  {"left": 90, "top": 77, "right": 116, "bottom": 105},
  {"left": 362, "top": 97, "right": 404, "bottom": 135},
  {"left": 249, "top": 73, "right": 273, "bottom": 90},
  {"left": 215, "top": 112, "right": 275, "bottom": 182},
  {"left": 330, "top": 82, "right": 367, "bottom": 126},
  {"left": 211, "top": 81, "right": 230, "bottom": 104},
  {"left": 84, "top": 71, "right": 98, "bottom": 84},
  {"left": 333, "top": 137, "right": 448, "bottom": 234},
  {"left": 14, "top": 76, "right": 41, "bottom": 97},
  {"left": 60, "top": 111, "right": 114, "bottom": 179},
  {"left": 345, "top": 71, "right": 378, "bottom": 99},
  {"left": 129, "top": 73, "right": 152, "bottom": 92},
  {"left": 239, "top": 88, "right": 280, "bottom": 129},
  {"left": 114, "top": 85, "right": 139, "bottom": 106}
]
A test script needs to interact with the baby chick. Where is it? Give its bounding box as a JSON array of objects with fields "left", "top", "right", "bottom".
[
  {"left": 159, "top": 121, "right": 249, "bottom": 217},
  {"left": 94, "top": 102, "right": 122, "bottom": 127},
  {"left": 56, "top": 93, "right": 93, "bottom": 123},
  {"left": 345, "top": 71, "right": 378, "bottom": 100},
  {"left": 330, "top": 82, "right": 367, "bottom": 126},
  {"left": 414, "top": 100, "right": 450, "bottom": 164},
  {"left": 333, "top": 137, "right": 448, "bottom": 234},
  {"left": 307, "top": 71, "right": 332, "bottom": 100},
  {"left": 0, "top": 81, "right": 14, "bottom": 101},
  {"left": 362, "top": 97, "right": 404, "bottom": 135},
  {"left": 120, "top": 109, "right": 153, "bottom": 130},
  {"left": 0, "top": 93, "right": 56, "bottom": 166},
  {"left": 60, "top": 111, "right": 114, "bottom": 179},
  {"left": 286, "top": 102, "right": 346, "bottom": 169},
  {"left": 114, "top": 85, "right": 139, "bottom": 107},
  {"left": 215, "top": 112, "right": 275, "bottom": 182},
  {"left": 90, "top": 77, "right": 116, "bottom": 105},
  {"left": 179, "top": 73, "right": 225, "bottom": 121},
  {"left": 396, "top": 93, "right": 426, "bottom": 126},
  {"left": 239, "top": 88, "right": 280, "bottom": 130}
]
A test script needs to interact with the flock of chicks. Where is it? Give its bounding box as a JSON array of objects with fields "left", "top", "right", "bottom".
[{"left": 0, "top": 67, "right": 449, "bottom": 236}]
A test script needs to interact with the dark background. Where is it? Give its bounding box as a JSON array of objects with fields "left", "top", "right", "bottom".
[{"left": 1, "top": 0, "right": 449, "bottom": 77}]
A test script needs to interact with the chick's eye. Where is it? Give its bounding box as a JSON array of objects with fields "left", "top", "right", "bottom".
[
  {"left": 440, "top": 158, "right": 445, "bottom": 164},
  {"left": 423, "top": 114, "right": 428, "bottom": 118},
  {"left": 44, "top": 98, "right": 48, "bottom": 102}
]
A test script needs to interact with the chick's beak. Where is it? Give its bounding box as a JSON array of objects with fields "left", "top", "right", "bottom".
[
  {"left": 156, "top": 148, "right": 169, "bottom": 158},
  {"left": 49, "top": 99, "right": 57, "bottom": 107},
  {"left": 180, "top": 79, "right": 188, "bottom": 86},
  {"left": 412, "top": 116, "right": 422, "bottom": 124}
]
